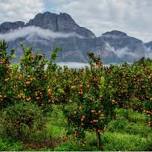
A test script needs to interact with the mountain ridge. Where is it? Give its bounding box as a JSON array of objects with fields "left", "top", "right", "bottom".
[{"left": 0, "top": 12, "right": 152, "bottom": 63}]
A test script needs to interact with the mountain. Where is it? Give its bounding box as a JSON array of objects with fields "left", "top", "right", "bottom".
[
  {"left": 0, "top": 12, "right": 151, "bottom": 63},
  {"left": 101, "top": 31, "right": 146, "bottom": 62},
  {"left": 26, "top": 12, "right": 95, "bottom": 39},
  {"left": 144, "top": 41, "right": 152, "bottom": 58},
  {"left": 0, "top": 21, "right": 25, "bottom": 33},
  {"left": 145, "top": 41, "right": 152, "bottom": 50}
]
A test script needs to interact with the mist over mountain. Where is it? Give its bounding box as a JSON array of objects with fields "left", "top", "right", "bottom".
[{"left": 0, "top": 11, "right": 151, "bottom": 63}]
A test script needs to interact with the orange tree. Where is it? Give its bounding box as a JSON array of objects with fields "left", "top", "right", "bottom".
[
  {"left": 0, "top": 40, "right": 16, "bottom": 109},
  {"left": 105, "top": 63, "right": 135, "bottom": 110},
  {"left": 105, "top": 62, "right": 149, "bottom": 112},
  {"left": 135, "top": 59, "right": 152, "bottom": 127},
  {"left": 144, "top": 99, "right": 152, "bottom": 127},
  {"left": 0, "top": 42, "right": 48, "bottom": 140},
  {"left": 105, "top": 59, "right": 152, "bottom": 126},
  {"left": 63, "top": 53, "right": 115, "bottom": 150},
  {"left": 46, "top": 48, "right": 81, "bottom": 106},
  {"left": 17, "top": 46, "right": 51, "bottom": 113}
]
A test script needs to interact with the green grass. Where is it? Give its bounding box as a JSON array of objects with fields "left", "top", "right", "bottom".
[
  {"left": 107, "top": 119, "right": 152, "bottom": 137},
  {"left": 46, "top": 123, "right": 66, "bottom": 138},
  {"left": 46, "top": 105, "right": 66, "bottom": 138},
  {"left": 116, "top": 108, "right": 147, "bottom": 123},
  {"left": 103, "top": 132, "right": 150, "bottom": 151},
  {"left": 0, "top": 138, "right": 23, "bottom": 151}
]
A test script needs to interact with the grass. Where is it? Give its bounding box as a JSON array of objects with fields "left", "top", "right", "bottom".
[
  {"left": 46, "top": 105, "right": 66, "bottom": 138},
  {"left": 0, "top": 106, "right": 152, "bottom": 151},
  {"left": 116, "top": 108, "right": 147, "bottom": 124},
  {"left": 0, "top": 138, "right": 23, "bottom": 151},
  {"left": 103, "top": 132, "right": 150, "bottom": 151}
]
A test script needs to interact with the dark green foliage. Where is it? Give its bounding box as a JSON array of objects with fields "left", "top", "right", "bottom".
[{"left": 1, "top": 102, "right": 45, "bottom": 141}]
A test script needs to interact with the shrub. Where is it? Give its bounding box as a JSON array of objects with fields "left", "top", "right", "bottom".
[{"left": 1, "top": 102, "right": 45, "bottom": 141}]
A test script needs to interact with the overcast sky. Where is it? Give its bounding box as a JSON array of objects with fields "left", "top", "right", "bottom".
[{"left": 0, "top": 0, "right": 152, "bottom": 42}]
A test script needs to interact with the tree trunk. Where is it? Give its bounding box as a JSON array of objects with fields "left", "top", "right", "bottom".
[{"left": 96, "top": 129, "right": 103, "bottom": 150}]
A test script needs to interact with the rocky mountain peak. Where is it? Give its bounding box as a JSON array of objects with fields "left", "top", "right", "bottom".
[
  {"left": 102, "top": 30, "right": 127, "bottom": 37},
  {"left": 0, "top": 12, "right": 95, "bottom": 38},
  {"left": 145, "top": 41, "right": 152, "bottom": 49},
  {"left": 25, "top": 11, "right": 78, "bottom": 31},
  {"left": 26, "top": 12, "right": 95, "bottom": 38},
  {"left": 26, "top": 12, "right": 58, "bottom": 31},
  {"left": 0, "top": 21, "right": 25, "bottom": 33}
]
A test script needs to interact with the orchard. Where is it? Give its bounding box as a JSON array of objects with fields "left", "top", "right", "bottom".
[{"left": 0, "top": 40, "right": 152, "bottom": 150}]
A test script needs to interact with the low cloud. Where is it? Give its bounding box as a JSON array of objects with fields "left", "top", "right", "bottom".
[
  {"left": 104, "top": 43, "right": 145, "bottom": 59},
  {"left": 145, "top": 46, "right": 152, "bottom": 58},
  {"left": 57, "top": 62, "right": 89, "bottom": 69},
  {"left": 0, "top": 26, "right": 84, "bottom": 41}
]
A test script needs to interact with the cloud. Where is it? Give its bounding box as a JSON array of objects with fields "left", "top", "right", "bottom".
[
  {"left": 0, "top": 0, "right": 44, "bottom": 22},
  {"left": 57, "top": 62, "right": 89, "bottom": 69},
  {"left": 46, "top": 0, "right": 152, "bottom": 42},
  {"left": 1, "top": 0, "right": 152, "bottom": 42},
  {"left": 0, "top": 26, "right": 84, "bottom": 41},
  {"left": 104, "top": 42, "right": 145, "bottom": 60},
  {"left": 145, "top": 45, "right": 152, "bottom": 58}
]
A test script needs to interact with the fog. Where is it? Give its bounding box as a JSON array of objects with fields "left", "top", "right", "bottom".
[
  {"left": 57, "top": 62, "right": 89, "bottom": 69},
  {"left": 104, "top": 43, "right": 143, "bottom": 59},
  {"left": 0, "top": 26, "right": 84, "bottom": 41},
  {"left": 56, "top": 62, "right": 114, "bottom": 69}
]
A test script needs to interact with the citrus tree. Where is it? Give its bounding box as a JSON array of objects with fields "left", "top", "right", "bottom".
[
  {"left": 0, "top": 40, "right": 16, "bottom": 109},
  {"left": 63, "top": 53, "right": 115, "bottom": 150},
  {"left": 17, "top": 46, "right": 51, "bottom": 112}
]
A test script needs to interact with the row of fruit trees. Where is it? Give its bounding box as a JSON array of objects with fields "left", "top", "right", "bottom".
[{"left": 0, "top": 41, "right": 151, "bottom": 150}]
